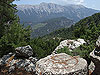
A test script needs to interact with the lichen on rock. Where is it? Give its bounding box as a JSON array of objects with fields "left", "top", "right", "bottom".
[{"left": 36, "top": 53, "right": 88, "bottom": 75}]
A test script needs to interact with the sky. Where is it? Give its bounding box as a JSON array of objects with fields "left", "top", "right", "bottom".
[{"left": 14, "top": 0, "right": 100, "bottom": 10}]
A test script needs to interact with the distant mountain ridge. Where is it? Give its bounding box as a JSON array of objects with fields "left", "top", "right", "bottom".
[{"left": 17, "top": 2, "right": 99, "bottom": 24}]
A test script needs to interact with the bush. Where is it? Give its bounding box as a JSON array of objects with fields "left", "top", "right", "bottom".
[{"left": 57, "top": 44, "right": 95, "bottom": 59}]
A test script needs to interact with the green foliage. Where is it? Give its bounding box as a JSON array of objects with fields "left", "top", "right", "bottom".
[
  {"left": 0, "top": 0, "right": 17, "bottom": 38},
  {"left": 73, "top": 13, "right": 100, "bottom": 42},
  {"left": 45, "top": 13, "right": 100, "bottom": 42},
  {"left": 44, "top": 25, "right": 75, "bottom": 40},
  {"left": 57, "top": 44, "right": 94, "bottom": 58},
  {"left": 50, "top": 13, "right": 100, "bottom": 59},
  {"left": 0, "top": 20, "right": 31, "bottom": 47},
  {"left": 57, "top": 47, "right": 73, "bottom": 55},
  {"left": 0, "top": 0, "right": 31, "bottom": 57},
  {"left": 72, "top": 13, "right": 100, "bottom": 58},
  {"left": 30, "top": 37, "right": 60, "bottom": 59}
]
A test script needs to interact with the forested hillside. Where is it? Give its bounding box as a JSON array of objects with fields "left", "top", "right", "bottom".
[
  {"left": 45, "top": 13, "right": 100, "bottom": 42},
  {"left": 74, "top": 13, "right": 100, "bottom": 42},
  {"left": 32, "top": 17, "right": 74, "bottom": 37},
  {"left": 43, "top": 13, "right": 100, "bottom": 59}
]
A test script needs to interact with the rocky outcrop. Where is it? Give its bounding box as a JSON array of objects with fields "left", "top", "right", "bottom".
[
  {"left": 15, "top": 45, "right": 33, "bottom": 57},
  {"left": 53, "top": 39, "right": 86, "bottom": 54},
  {"left": 90, "top": 36, "right": 100, "bottom": 75},
  {"left": 0, "top": 54, "right": 37, "bottom": 73},
  {"left": 0, "top": 45, "right": 37, "bottom": 74},
  {"left": 36, "top": 53, "right": 88, "bottom": 75}
]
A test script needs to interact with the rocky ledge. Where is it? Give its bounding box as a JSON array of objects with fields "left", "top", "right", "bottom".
[
  {"left": 0, "top": 45, "right": 37, "bottom": 75},
  {"left": 36, "top": 53, "right": 88, "bottom": 75}
]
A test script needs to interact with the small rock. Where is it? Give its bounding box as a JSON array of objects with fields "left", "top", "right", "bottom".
[
  {"left": 89, "top": 61, "right": 95, "bottom": 73},
  {"left": 0, "top": 53, "right": 14, "bottom": 66},
  {"left": 15, "top": 45, "right": 33, "bottom": 57},
  {"left": 95, "top": 36, "right": 100, "bottom": 56},
  {"left": 96, "top": 36, "right": 100, "bottom": 47},
  {"left": 29, "top": 57, "right": 38, "bottom": 64},
  {"left": 9, "top": 66, "right": 15, "bottom": 72}
]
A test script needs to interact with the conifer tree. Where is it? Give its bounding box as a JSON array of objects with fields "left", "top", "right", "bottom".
[{"left": 0, "top": 0, "right": 31, "bottom": 57}]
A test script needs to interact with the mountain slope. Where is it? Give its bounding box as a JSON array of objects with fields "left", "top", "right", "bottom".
[
  {"left": 32, "top": 17, "right": 74, "bottom": 37},
  {"left": 17, "top": 3, "right": 99, "bottom": 24},
  {"left": 44, "top": 13, "right": 100, "bottom": 41}
]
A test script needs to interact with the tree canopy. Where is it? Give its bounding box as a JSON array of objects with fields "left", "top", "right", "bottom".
[{"left": 0, "top": 0, "right": 31, "bottom": 57}]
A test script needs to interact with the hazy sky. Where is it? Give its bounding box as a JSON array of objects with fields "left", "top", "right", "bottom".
[{"left": 14, "top": 0, "right": 100, "bottom": 10}]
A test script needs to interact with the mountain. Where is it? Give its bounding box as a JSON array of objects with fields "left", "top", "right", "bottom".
[
  {"left": 17, "top": 2, "right": 99, "bottom": 25},
  {"left": 32, "top": 17, "right": 74, "bottom": 37},
  {"left": 44, "top": 13, "right": 100, "bottom": 41}
]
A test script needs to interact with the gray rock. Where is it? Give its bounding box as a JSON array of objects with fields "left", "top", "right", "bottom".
[
  {"left": 9, "top": 66, "right": 15, "bottom": 72},
  {"left": 7, "top": 57, "right": 37, "bottom": 72},
  {"left": 0, "top": 58, "right": 1, "bottom": 65},
  {"left": 0, "top": 53, "right": 14, "bottom": 66},
  {"left": 36, "top": 53, "right": 88, "bottom": 75},
  {"left": 90, "top": 50, "right": 100, "bottom": 75},
  {"left": 95, "top": 36, "right": 100, "bottom": 56},
  {"left": 0, "top": 52, "right": 37, "bottom": 73},
  {"left": 96, "top": 36, "right": 100, "bottom": 47},
  {"left": 89, "top": 61, "right": 95, "bottom": 74},
  {"left": 29, "top": 57, "right": 38, "bottom": 64},
  {"left": 15, "top": 45, "right": 33, "bottom": 57}
]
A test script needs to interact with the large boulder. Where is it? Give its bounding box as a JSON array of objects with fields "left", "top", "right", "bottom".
[
  {"left": 36, "top": 53, "right": 88, "bottom": 75},
  {"left": 15, "top": 45, "right": 33, "bottom": 57}
]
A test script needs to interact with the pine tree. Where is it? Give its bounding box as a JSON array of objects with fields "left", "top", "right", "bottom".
[{"left": 0, "top": 0, "right": 31, "bottom": 57}]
